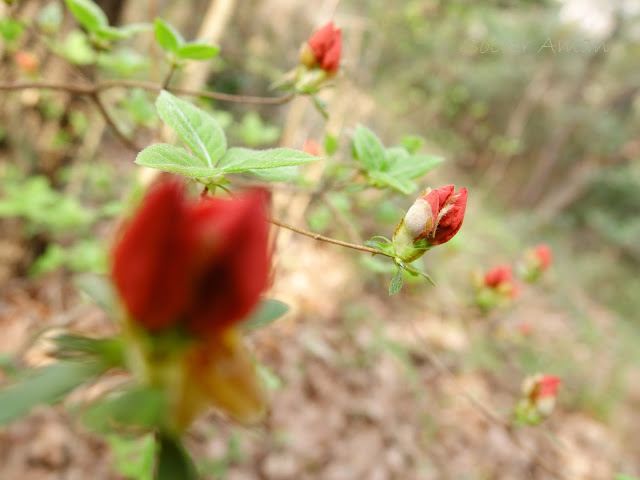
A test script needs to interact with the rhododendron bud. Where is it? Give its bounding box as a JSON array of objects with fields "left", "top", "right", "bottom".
[
  {"left": 522, "top": 243, "right": 553, "bottom": 282},
  {"left": 111, "top": 182, "right": 271, "bottom": 428},
  {"left": 300, "top": 22, "right": 342, "bottom": 74},
  {"left": 393, "top": 185, "right": 467, "bottom": 262},
  {"left": 13, "top": 51, "right": 39, "bottom": 75},
  {"left": 534, "top": 244, "right": 553, "bottom": 270},
  {"left": 302, "top": 139, "right": 321, "bottom": 156},
  {"left": 484, "top": 264, "right": 512, "bottom": 288},
  {"left": 111, "top": 182, "right": 270, "bottom": 334},
  {"left": 515, "top": 373, "right": 562, "bottom": 425}
]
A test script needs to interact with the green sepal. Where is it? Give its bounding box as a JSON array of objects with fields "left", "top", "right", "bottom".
[
  {"left": 389, "top": 266, "right": 404, "bottom": 295},
  {"left": 364, "top": 236, "right": 396, "bottom": 257},
  {"left": 240, "top": 299, "right": 289, "bottom": 331},
  {"left": 395, "top": 258, "right": 436, "bottom": 286}
]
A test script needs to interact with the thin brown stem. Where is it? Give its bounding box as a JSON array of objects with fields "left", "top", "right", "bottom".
[
  {"left": 90, "top": 92, "right": 141, "bottom": 152},
  {"left": 0, "top": 80, "right": 295, "bottom": 105},
  {"left": 268, "top": 218, "right": 392, "bottom": 257},
  {"left": 162, "top": 65, "right": 176, "bottom": 89}
]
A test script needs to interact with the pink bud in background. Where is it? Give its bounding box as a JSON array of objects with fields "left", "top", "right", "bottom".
[
  {"left": 521, "top": 373, "right": 562, "bottom": 418},
  {"left": 484, "top": 264, "right": 512, "bottom": 288},
  {"left": 534, "top": 244, "right": 553, "bottom": 271},
  {"left": 302, "top": 139, "right": 321, "bottom": 156}
]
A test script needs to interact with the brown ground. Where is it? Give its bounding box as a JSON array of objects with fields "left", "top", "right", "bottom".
[{"left": 1, "top": 236, "right": 639, "bottom": 480}]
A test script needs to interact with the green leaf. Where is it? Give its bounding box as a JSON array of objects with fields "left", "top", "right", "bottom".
[
  {"left": 83, "top": 386, "right": 166, "bottom": 432},
  {"left": 257, "top": 364, "right": 283, "bottom": 391},
  {"left": 614, "top": 474, "right": 640, "bottom": 480},
  {"left": 64, "top": 0, "right": 108, "bottom": 32},
  {"left": 241, "top": 299, "right": 289, "bottom": 331},
  {"left": 238, "top": 112, "right": 280, "bottom": 147},
  {"left": 135, "top": 144, "right": 222, "bottom": 178},
  {"left": 95, "top": 23, "right": 150, "bottom": 41},
  {"left": 155, "top": 435, "right": 198, "bottom": 480},
  {"left": 177, "top": 43, "right": 220, "bottom": 60},
  {"left": 0, "top": 17, "right": 24, "bottom": 43},
  {"left": 53, "top": 334, "right": 125, "bottom": 368},
  {"left": 154, "top": 18, "right": 183, "bottom": 53},
  {"left": 353, "top": 125, "right": 387, "bottom": 171},
  {"left": 397, "top": 259, "right": 436, "bottom": 286},
  {"left": 389, "top": 266, "right": 404, "bottom": 295},
  {"left": 218, "top": 147, "right": 319, "bottom": 173},
  {"left": 0, "top": 361, "right": 106, "bottom": 425},
  {"left": 155, "top": 91, "right": 227, "bottom": 168},
  {"left": 61, "top": 29, "right": 96, "bottom": 65},
  {"left": 366, "top": 170, "right": 416, "bottom": 194},
  {"left": 386, "top": 153, "right": 444, "bottom": 180},
  {"left": 324, "top": 134, "right": 339, "bottom": 155},
  {"left": 400, "top": 135, "right": 424, "bottom": 154},
  {"left": 246, "top": 166, "right": 299, "bottom": 182},
  {"left": 108, "top": 434, "right": 156, "bottom": 480},
  {"left": 74, "top": 273, "right": 116, "bottom": 313},
  {"left": 311, "top": 94, "right": 329, "bottom": 119}
]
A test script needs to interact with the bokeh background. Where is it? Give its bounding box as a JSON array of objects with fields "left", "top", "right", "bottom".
[{"left": 1, "top": 0, "right": 639, "bottom": 478}]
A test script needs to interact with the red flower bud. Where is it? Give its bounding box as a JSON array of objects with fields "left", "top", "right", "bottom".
[
  {"left": 534, "top": 244, "right": 553, "bottom": 271},
  {"left": 538, "top": 375, "right": 561, "bottom": 397},
  {"left": 306, "top": 22, "right": 342, "bottom": 73},
  {"left": 484, "top": 264, "right": 513, "bottom": 287},
  {"left": 517, "top": 373, "right": 562, "bottom": 421},
  {"left": 111, "top": 182, "right": 270, "bottom": 335},
  {"left": 13, "top": 51, "right": 39, "bottom": 74},
  {"left": 393, "top": 185, "right": 468, "bottom": 262},
  {"left": 429, "top": 185, "right": 468, "bottom": 246}
]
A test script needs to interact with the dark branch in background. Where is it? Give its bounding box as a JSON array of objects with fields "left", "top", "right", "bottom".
[
  {"left": 0, "top": 80, "right": 295, "bottom": 152},
  {"left": 0, "top": 80, "right": 295, "bottom": 105},
  {"left": 89, "top": 92, "right": 141, "bottom": 151}
]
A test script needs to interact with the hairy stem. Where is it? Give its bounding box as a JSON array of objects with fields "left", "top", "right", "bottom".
[{"left": 268, "top": 218, "right": 392, "bottom": 257}]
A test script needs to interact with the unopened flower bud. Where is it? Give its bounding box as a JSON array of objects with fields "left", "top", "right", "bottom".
[
  {"left": 515, "top": 373, "right": 561, "bottom": 424},
  {"left": 13, "top": 51, "right": 39, "bottom": 75},
  {"left": 484, "top": 264, "right": 512, "bottom": 287},
  {"left": 303, "top": 22, "right": 342, "bottom": 74},
  {"left": 522, "top": 243, "right": 553, "bottom": 282},
  {"left": 393, "top": 185, "right": 467, "bottom": 262},
  {"left": 302, "top": 139, "right": 321, "bottom": 156}
]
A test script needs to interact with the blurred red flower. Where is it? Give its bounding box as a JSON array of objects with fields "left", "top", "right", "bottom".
[{"left": 111, "top": 182, "right": 270, "bottom": 335}]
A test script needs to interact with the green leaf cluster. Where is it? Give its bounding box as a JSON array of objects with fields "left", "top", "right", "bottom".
[
  {"left": 154, "top": 18, "right": 219, "bottom": 63},
  {"left": 0, "top": 174, "right": 95, "bottom": 234},
  {"left": 64, "top": 0, "right": 149, "bottom": 50},
  {"left": 136, "top": 91, "right": 319, "bottom": 183},
  {"left": 352, "top": 125, "right": 443, "bottom": 194}
]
